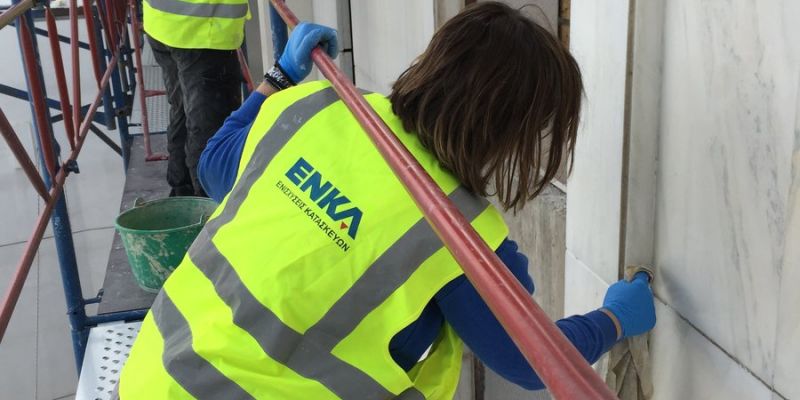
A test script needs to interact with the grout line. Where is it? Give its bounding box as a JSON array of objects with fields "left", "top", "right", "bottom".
[
  {"left": 0, "top": 225, "right": 115, "bottom": 249},
  {"left": 618, "top": 0, "right": 638, "bottom": 280},
  {"left": 52, "top": 393, "right": 76, "bottom": 400},
  {"left": 569, "top": 253, "right": 787, "bottom": 398},
  {"left": 654, "top": 293, "right": 788, "bottom": 399}
]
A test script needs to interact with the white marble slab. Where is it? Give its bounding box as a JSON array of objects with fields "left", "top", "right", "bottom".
[
  {"left": 650, "top": 298, "right": 775, "bottom": 400},
  {"left": 564, "top": 250, "right": 608, "bottom": 316},
  {"left": 565, "top": 0, "right": 630, "bottom": 284},
  {"left": 566, "top": 250, "right": 782, "bottom": 399},
  {"left": 350, "top": 0, "right": 435, "bottom": 94},
  {"left": 652, "top": 0, "right": 800, "bottom": 384},
  {"left": 485, "top": 0, "right": 558, "bottom": 35},
  {"left": 772, "top": 72, "right": 800, "bottom": 400},
  {"left": 563, "top": 251, "right": 612, "bottom": 378}
]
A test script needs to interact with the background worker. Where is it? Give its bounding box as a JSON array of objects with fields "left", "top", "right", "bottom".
[
  {"left": 120, "top": 3, "right": 656, "bottom": 398},
  {"left": 142, "top": 0, "right": 249, "bottom": 196}
]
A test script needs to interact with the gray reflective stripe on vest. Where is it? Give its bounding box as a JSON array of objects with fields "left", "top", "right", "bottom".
[
  {"left": 151, "top": 291, "right": 254, "bottom": 399},
  {"left": 188, "top": 230, "right": 398, "bottom": 400},
  {"left": 186, "top": 187, "right": 486, "bottom": 400},
  {"left": 302, "top": 186, "right": 488, "bottom": 351},
  {"left": 179, "top": 86, "right": 396, "bottom": 399},
  {"left": 145, "top": 0, "right": 248, "bottom": 18},
  {"left": 158, "top": 86, "right": 486, "bottom": 398},
  {"left": 204, "top": 86, "right": 340, "bottom": 235}
]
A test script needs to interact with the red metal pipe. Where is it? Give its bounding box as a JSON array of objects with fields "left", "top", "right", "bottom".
[
  {"left": 45, "top": 6, "right": 77, "bottom": 150},
  {"left": 17, "top": 13, "right": 58, "bottom": 180},
  {"left": 145, "top": 90, "right": 166, "bottom": 97},
  {"left": 236, "top": 49, "right": 255, "bottom": 93},
  {"left": 0, "top": 50, "right": 120, "bottom": 343},
  {"left": 81, "top": 0, "right": 102, "bottom": 87},
  {"left": 269, "top": 2, "right": 618, "bottom": 399},
  {"left": 0, "top": 107, "right": 51, "bottom": 201},
  {"left": 70, "top": 0, "right": 82, "bottom": 135},
  {"left": 128, "top": 0, "right": 167, "bottom": 162},
  {"left": 112, "top": 0, "right": 127, "bottom": 42},
  {"left": 97, "top": 0, "right": 116, "bottom": 54},
  {"left": 0, "top": 0, "right": 34, "bottom": 31}
]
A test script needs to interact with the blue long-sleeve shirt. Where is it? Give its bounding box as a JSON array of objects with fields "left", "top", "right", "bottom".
[{"left": 198, "top": 91, "right": 619, "bottom": 390}]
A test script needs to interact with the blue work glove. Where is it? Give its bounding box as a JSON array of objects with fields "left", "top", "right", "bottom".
[
  {"left": 277, "top": 22, "right": 339, "bottom": 84},
  {"left": 602, "top": 271, "right": 656, "bottom": 338}
]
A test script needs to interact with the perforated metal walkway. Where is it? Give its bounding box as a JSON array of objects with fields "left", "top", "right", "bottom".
[{"left": 75, "top": 321, "right": 140, "bottom": 400}]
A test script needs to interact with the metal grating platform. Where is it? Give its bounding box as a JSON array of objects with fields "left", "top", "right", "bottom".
[{"left": 76, "top": 321, "right": 142, "bottom": 400}]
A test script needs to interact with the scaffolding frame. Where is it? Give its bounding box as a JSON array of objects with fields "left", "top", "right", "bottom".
[
  {"left": 0, "top": 1, "right": 619, "bottom": 398},
  {"left": 0, "top": 0, "right": 151, "bottom": 372}
]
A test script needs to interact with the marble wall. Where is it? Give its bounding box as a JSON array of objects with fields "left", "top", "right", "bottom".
[
  {"left": 349, "top": 0, "right": 436, "bottom": 94},
  {"left": 567, "top": 0, "right": 800, "bottom": 398}
]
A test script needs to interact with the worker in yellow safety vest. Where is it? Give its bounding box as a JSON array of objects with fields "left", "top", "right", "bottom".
[
  {"left": 120, "top": 2, "right": 657, "bottom": 399},
  {"left": 143, "top": 0, "right": 250, "bottom": 197}
]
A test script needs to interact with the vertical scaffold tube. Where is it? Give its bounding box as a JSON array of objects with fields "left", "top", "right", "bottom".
[
  {"left": 16, "top": 12, "right": 57, "bottom": 179},
  {"left": 81, "top": 0, "right": 102, "bottom": 87},
  {"left": 45, "top": 6, "right": 77, "bottom": 150},
  {"left": 70, "top": 0, "right": 82, "bottom": 135},
  {"left": 12, "top": 0, "right": 90, "bottom": 371},
  {"left": 128, "top": 0, "right": 167, "bottom": 161}
]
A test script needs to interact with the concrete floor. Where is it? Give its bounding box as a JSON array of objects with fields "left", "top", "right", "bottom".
[{"left": 0, "top": 17, "right": 128, "bottom": 399}]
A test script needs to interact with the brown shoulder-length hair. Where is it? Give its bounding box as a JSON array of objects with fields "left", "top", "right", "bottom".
[{"left": 389, "top": 1, "right": 583, "bottom": 210}]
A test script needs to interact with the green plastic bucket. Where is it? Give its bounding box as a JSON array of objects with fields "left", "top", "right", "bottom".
[{"left": 115, "top": 197, "right": 218, "bottom": 293}]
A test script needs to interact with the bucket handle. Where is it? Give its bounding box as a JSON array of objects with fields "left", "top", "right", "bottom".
[
  {"left": 133, "top": 197, "right": 147, "bottom": 208},
  {"left": 197, "top": 213, "right": 209, "bottom": 226}
]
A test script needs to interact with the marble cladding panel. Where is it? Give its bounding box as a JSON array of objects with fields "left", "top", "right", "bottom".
[
  {"left": 493, "top": 184, "right": 566, "bottom": 319},
  {"left": 772, "top": 66, "right": 800, "bottom": 400},
  {"left": 565, "top": 0, "right": 630, "bottom": 284},
  {"left": 653, "top": 0, "right": 800, "bottom": 386},
  {"left": 565, "top": 251, "right": 780, "bottom": 399},
  {"left": 564, "top": 251, "right": 607, "bottom": 322},
  {"left": 564, "top": 251, "right": 612, "bottom": 377},
  {"left": 350, "top": 0, "right": 435, "bottom": 94},
  {"left": 650, "top": 298, "right": 775, "bottom": 400},
  {"left": 482, "top": 0, "right": 558, "bottom": 35}
]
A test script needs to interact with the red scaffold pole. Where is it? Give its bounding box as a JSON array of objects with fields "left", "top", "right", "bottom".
[
  {"left": 0, "top": 49, "right": 121, "bottom": 342},
  {"left": 128, "top": 0, "right": 167, "bottom": 161},
  {"left": 237, "top": 48, "right": 255, "bottom": 93},
  {"left": 269, "top": 1, "right": 618, "bottom": 399},
  {"left": 17, "top": 12, "right": 57, "bottom": 179},
  {"left": 45, "top": 5, "right": 77, "bottom": 150},
  {"left": 69, "top": 0, "right": 82, "bottom": 135},
  {"left": 81, "top": 0, "right": 102, "bottom": 87},
  {"left": 0, "top": 0, "right": 33, "bottom": 30}
]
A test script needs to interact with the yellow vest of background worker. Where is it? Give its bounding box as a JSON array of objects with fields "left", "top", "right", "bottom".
[
  {"left": 142, "top": 0, "right": 250, "bottom": 50},
  {"left": 119, "top": 81, "right": 509, "bottom": 399}
]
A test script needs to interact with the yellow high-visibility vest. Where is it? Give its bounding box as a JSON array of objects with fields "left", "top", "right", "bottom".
[
  {"left": 143, "top": 0, "right": 250, "bottom": 50},
  {"left": 119, "top": 81, "right": 508, "bottom": 399}
]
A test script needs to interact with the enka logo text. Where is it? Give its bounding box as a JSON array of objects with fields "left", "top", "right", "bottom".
[{"left": 285, "top": 157, "right": 362, "bottom": 240}]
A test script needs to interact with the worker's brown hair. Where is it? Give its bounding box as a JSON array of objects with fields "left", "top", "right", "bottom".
[{"left": 389, "top": 1, "right": 583, "bottom": 210}]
